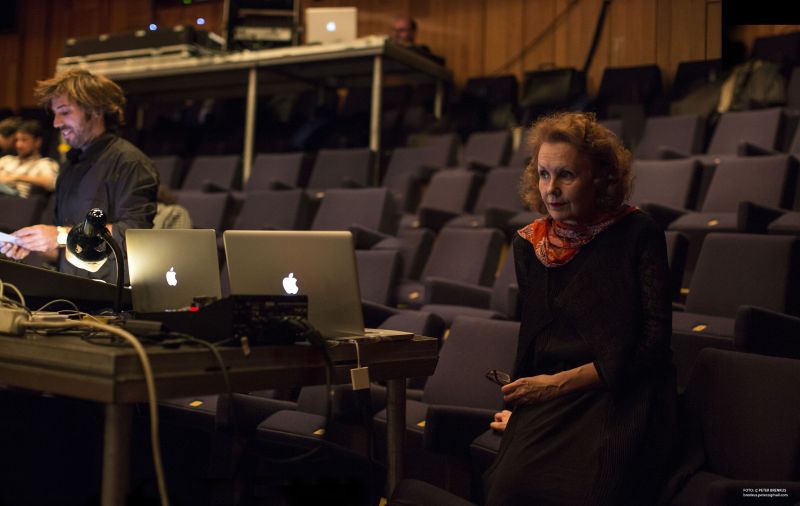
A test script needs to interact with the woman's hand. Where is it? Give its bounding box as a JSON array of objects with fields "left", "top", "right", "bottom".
[
  {"left": 501, "top": 374, "right": 565, "bottom": 405},
  {"left": 490, "top": 410, "right": 512, "bottom": 432}
]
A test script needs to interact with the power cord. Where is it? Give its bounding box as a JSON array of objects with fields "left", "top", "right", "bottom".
[{"left": 16, "top": 318, "right": 170, "bottom": 506}]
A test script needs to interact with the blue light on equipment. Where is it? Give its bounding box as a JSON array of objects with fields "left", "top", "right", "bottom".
[
  {"left": 196, "top": 17, "right": 206, "bottom": 25},
  {"left": 149, "top": 23, "right": 157, "bottom": 31}
]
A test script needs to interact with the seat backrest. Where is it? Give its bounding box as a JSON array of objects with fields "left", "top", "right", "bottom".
[
  {"left": 631, "top": 159, "right": 702, "bottom": 209},
  {"left": 788, "top": 66, "right": 800, "bottom": 111},
  {"left": 670, "top": 59, "right": 722, "bottom": 102},
  {"left": 700, "top": 155, "right": 797, "bottom": 212},
  {"left": 407, "top": 132, "right": 459, "bottom": 167},
  {"left": 421, "top": 227, "right": 505, "bottom": 287},
  {"left": 233, "top": 189, "right": 310, "bottom": 231},
  {"left": 247, "top": 152, "right": 307, "bottom": 191},
  {"left": 356, "top": 249, "right": 401, "bottom": 306},
  {"left": 418, "top": 169, "right": 483, "bottom": 215},
  {"left": 175, "top": 192, "right": 230, "bottom": 231},
  {"left": 634, "top": 115, "right": 705, "bottom": 160},
  {"left": 423, "top": 316, "right": 519, "bottom": 409},
  {"left": 599, "top": 118, "right": 623, "bottom": 139},
  {"left": 0, "top": 195, "right": 46, "bottom": 232},
  {"left": 312, "top": 187, "right": 397, "bottom": 235},
  {"left": 684, "top": 348, "right": 800, "bottom": 480},
  {"left": 490, "top": 247, "right": 519, "bottom": 317},
  {"left": 383, "top": 145, "right": 446, "bottom": 212},
  {"left": 463, "top": 75, "right": 518, "bottom": 107},
  {"left": 686, "top": 233, "right": 800, "bottom": 317},
  {"left": 521, "top": 67, "right": 582, "bottom": 108},
  {"left": 473, "top": 168, "right": 526, "bottom": 214},
  {"left": 664, "top": 231, "right": 688, "bottom": 302},
  {"left": 595, "top": 64, "right": 663, "bottom": 115},
  {"left": 706, "top": 108, "right": 785, "bottom": 155},
  {"left": 306, "top": 148, "right": 373, "bottom": 191},
  {"left": 151, "top": 155, "right": 183, "bottom": 189},
  {"left": 181, "top": 154, "right": 240, "bottom": 191},
  {"left": 385, "top": 146, "right": 446, "bottom": 179},
  {"left": 751, "top": 31, "right": 800, "bottom": 70},
  {"left": 463, "top": 130, "right": 512, "bottom": 167},
  {"left": 507, "top": 144, "right": 530, "bottom": 169}
]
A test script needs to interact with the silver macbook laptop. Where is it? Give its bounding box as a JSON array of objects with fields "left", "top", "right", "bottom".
[
  {"left": 126, "top": 229, "right": 222, "bottom": 312},
  {"left": 304, "top": 7, "right": 357, "bottom": 45},
  {"left": 223, "top": 230, "right": 369, "bottom": 339}
]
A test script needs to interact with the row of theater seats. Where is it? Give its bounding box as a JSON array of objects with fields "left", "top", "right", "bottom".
[{"left": 146, "top": 98, "right": 800, "bottom": 502}]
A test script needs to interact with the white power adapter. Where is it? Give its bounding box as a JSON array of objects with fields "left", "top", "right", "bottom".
[{"left": 0, "top": 307, "right": 29, "bottom": 336}]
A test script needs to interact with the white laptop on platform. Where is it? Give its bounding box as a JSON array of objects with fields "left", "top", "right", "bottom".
[
  {"left": 305, "top": 7, "right": 357, "bottom": 45},
  {"left": 126, "top": 229, "right": 222, "bottom": 312},
  {"left": 223, "top": 230, "right": 397, "bottom": 340}
]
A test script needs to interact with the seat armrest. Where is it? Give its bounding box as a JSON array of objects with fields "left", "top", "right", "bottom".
[
  {"left": 423, "top": 405, "right": 497, "bottom": 457},
  {"left": 418, "top": 207, "right": 459, "bottom": 231},
  {"left": 424, "top": 276, "right": 492, "bottom": 307},
  {"left": 657, "top": 145, "right": 690, "bottom": 160},
  {"left": 707, "top": 479, "right": 800, "bottom": 506},
  {"left": 736, "top": 200, "right": 785, "bottom": 233},
  {"left": 734, "top": 305, "right": 800, "bottom": 359},
  {"left": 736, "top": 140, "right": 780, "bottom": 157},
  {"left": 215, "top": 393, "right": 298, "bottom": 432},
  {"left": 341, "top": 177, "right": 365, "bottom": 189},
  {"left": 638, "top": 202, "right": 688, "bottom": 230},
  {"left": 349, "top": 223, "right": 392, "bottom": 249},
  {"left": 202, "top": 180, "right": 229, "bottom": 193},
  {"left": 484, "top": 207, "right": 518, "bottom": 230},
  {"left": 465, "top": 159, "right": 493, "bottom": 174},
  {"left": 419, "top": 164, "right": 441, "bottom": 181},
  {"left": 268, "top": 180, "right": 295, "bottom": 190},
  {"left": 361, "top": 300, "right": 400, "bottom": 328},
  {"left": 506, "top": 283, "right": 520, "bottom": 319}
]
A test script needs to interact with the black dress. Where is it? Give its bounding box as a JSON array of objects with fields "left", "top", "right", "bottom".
[{"left": 484, "top": 211, "right": 676, "bottom": 506}]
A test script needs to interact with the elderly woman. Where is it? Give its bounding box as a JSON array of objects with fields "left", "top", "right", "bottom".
[{"left": 483, "top": 112, "right": 676, "bottom": 505}]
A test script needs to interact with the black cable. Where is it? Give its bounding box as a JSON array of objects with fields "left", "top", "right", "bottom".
[
  {"left": 490, "top": 0, "right": 580, "bottom": 76},
  {"left": 175, "top": 334, "right": 237, "bottom": 430},
  {"left": 582, "top": 0, "right": 612, "bottom": 73}
]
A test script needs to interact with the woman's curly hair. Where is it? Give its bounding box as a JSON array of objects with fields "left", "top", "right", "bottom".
[{"left": 520, "top": 112, "right": 633, "bottom": 215}]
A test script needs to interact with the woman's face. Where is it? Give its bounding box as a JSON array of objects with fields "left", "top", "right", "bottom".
[{"left": 537, "top": 141, "right": 598, "bottom": 224}]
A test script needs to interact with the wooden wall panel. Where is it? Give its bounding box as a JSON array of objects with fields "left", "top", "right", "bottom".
[
  {"left": 17, "top": 0, "right": 51, "bottom": 108},
  {"left": 0, "top": 32, "right": 22, "bottom": 109},
  {"left": 483, "top": 0, "right": 524, "bottom": 77},
  {"left": 520, "top": 0, "right": 557, "bottom": 73},
  {"left": 706, "top": 1, "right": 721, "bottom": 60},
  {"left": 1, "top": 0, "right": 725, "bottom": 110}
]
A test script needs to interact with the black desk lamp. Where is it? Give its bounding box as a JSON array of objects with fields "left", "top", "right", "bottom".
[{"left": 65, "top": 208, "right": 125, "bottom": 313}]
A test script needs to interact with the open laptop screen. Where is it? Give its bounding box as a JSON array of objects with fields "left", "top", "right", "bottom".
[
  {"left": 223, "top": 230, "right": 364, "bottom": 338},
  {"left": 126, "top": 229, "right": 221, "bottom": 312},
  {"left": 304, "top": 7, "right": 357, "bottom": 45}
]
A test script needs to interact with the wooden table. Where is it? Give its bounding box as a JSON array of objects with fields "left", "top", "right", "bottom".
[{"left": 0, "top": 332, "right": 438, "bottom": 505}]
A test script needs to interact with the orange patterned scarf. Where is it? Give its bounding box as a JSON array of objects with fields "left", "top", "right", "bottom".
[{"left": 518, "top": 205, "right": 637, "bottom": 267}]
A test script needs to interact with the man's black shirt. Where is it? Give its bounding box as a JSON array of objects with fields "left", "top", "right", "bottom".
[{"left": 56, "top": 132, "right": 158, "bottom": 283}]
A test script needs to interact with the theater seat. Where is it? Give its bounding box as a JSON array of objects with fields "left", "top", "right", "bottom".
[
  {"left": 665, "top": 349, "right": 800, "bottom": 505},
  {"left": 671, "top": 233, "right": 800, "bottom": 388}
]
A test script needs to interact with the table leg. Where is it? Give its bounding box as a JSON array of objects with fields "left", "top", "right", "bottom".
[
  {"left": 385, "top": 378, "right": 406, "bottom": 495},
  {"left": 369, "top": 54, "right": 384, "bottom": 186},
  {"left": 101, "top": 403, "right": 132, "bottom": 506}
]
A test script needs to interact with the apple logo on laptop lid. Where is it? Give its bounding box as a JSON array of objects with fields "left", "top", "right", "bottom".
[
  {"left": 282, "top": 273, "right": 299, "bottom": 295},
  {"left": 166, "top": 267, "right": 178, "bottom": 287}
]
